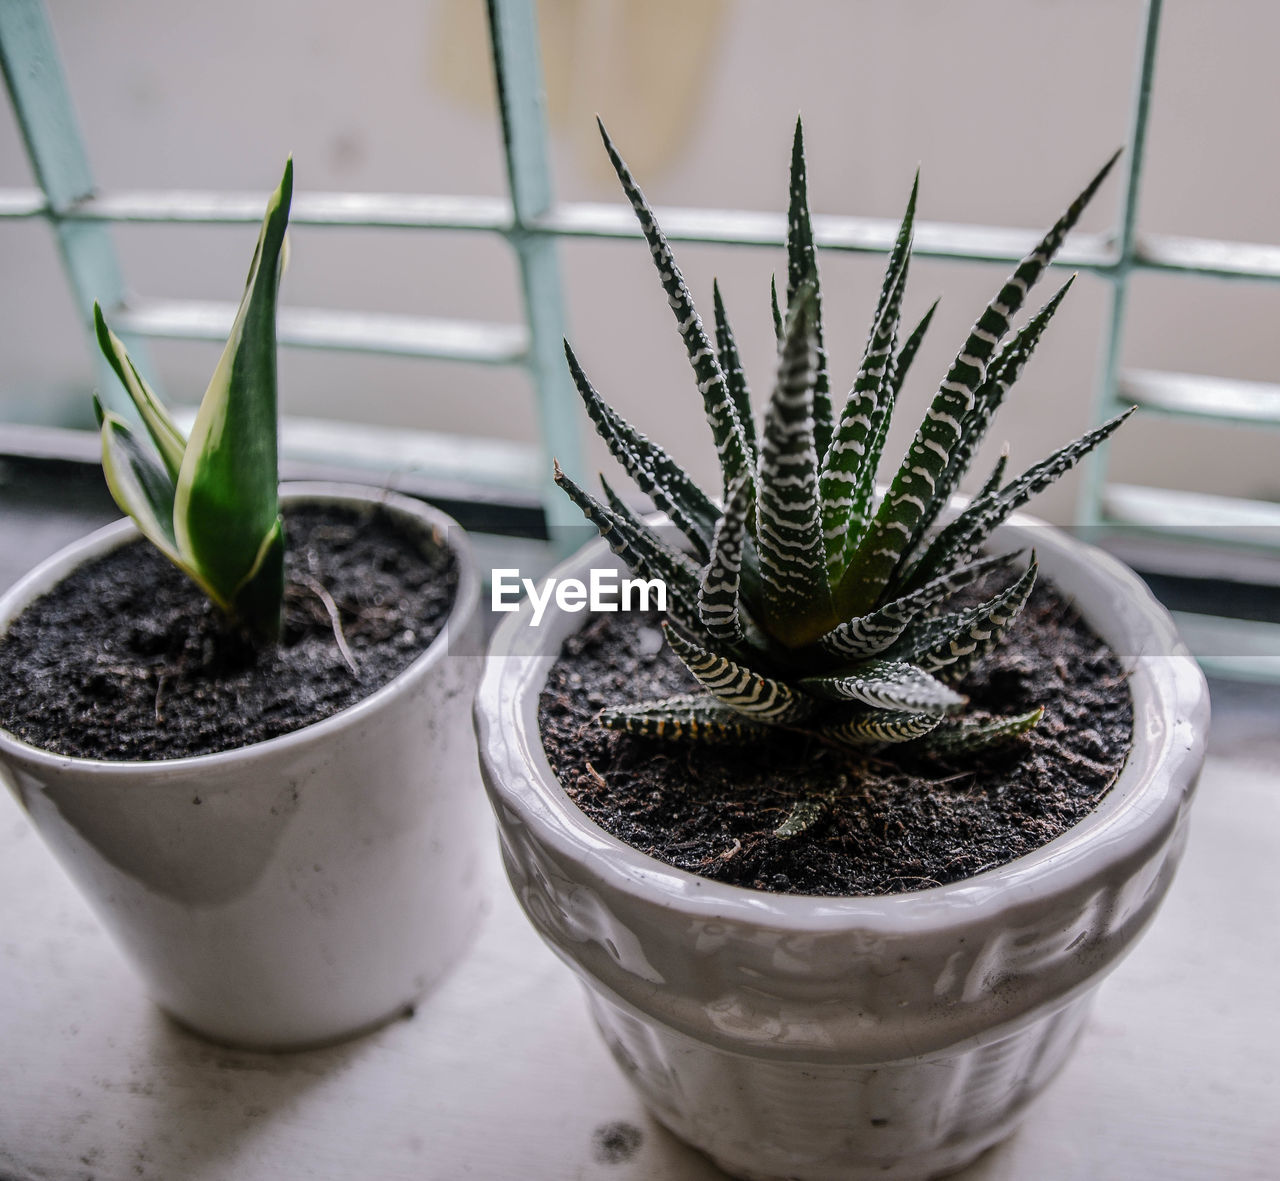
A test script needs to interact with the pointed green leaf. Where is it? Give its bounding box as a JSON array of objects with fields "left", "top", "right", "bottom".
[
  {"left": 771, "top": 273, "right": 783, "bottom": 342},
  {"left": 564, "top": 340, "right": 719, "bottom": 560},
  {"left": 665, "top": 625, "right": 810, "bottom": 722},
  {"left": 173, "top": 158, "right": 291, "bottom": 639},
  {"left": 786, "top": 117, "right": 832, "bottom": 463},
  {"left": 597, "top": 119, "right": 753, "bottom": 497},
  {"left": 93, "top": 304, "right": 186, "bottom": 482},
  {"left": 916, "top": 706, "right": 1043, "bottom": 754},
  {"left": 756, "top": 280, "right": 830, "bottom": 643},
  {"left": 844, "top": 153, "right": 1120, "bottom": 614},
  {"left": 600, "top": 693, "right": 775, "bottom": 743}
]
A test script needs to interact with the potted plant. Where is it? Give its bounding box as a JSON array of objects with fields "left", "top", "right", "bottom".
[
  {"left": 474, "top": 121, "right": 1209, "bottom": 1179},
  {"left": 0, "top": 161, "right": 487, "bottom": 1051}
]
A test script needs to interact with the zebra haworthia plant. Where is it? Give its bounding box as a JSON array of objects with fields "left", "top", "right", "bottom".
[
  {"left": 92, "top": 159, "right": 292, "bottom": 644},
  {"left": 556, "top": 118, "right": 1133, "bottom": 757}
]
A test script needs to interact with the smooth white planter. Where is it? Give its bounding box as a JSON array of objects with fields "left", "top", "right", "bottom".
[
  {"left": 474, "top": 512, "right": 1209, "bottom": 1181},
  {"left": 0, "top": 483, "right": 486, "bottom": 1050}
]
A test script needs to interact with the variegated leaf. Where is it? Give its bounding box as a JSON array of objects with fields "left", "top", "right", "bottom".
[
  {"left": 698, "top": 474, "right": 751, "bottom": 644},
  {"left": 802, "top": 659, "right": 967, "bottom": 716},
  {"left": 174, "top": 158, "right": 291, "bottom": 641},
  {"left": 94, "top": 398, "right": 183, "bottom": 570},
  {"left": 600, "top": 693, "right": 775, "bottom": 743},
  {"left": 756, "top": 279, "right": 830, "bottom": 643},
  {"left": 819, "top": 175, "right": 917, "bottom": 580},
  {"left": 821, "top": 710, "right": 941, "bottom": 748},
  {"left": 786, "top": 117, "right": 832, "bottom": 464},
  {"left": 665, "top": 626, "right": 810, "bottom": 722},
  {"left": 93, "top": 305, "right": 186, "bottom": 481},
  {"left": 598, "top": 119, "right": 753, "bottom": 497},
  {"left": 819, "top": 549, "right": 1020, "bottom": 660},
  {"left": 842, "top": 153, "right": 1120, "bottom": 615},
  {"left": 564, "top": 340, "right": 718, "bottom": 560},
  {"left": 916, "top": 706, "right": 1044, "bottom": 754}
]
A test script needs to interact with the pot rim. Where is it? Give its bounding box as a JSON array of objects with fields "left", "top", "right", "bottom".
[
  {"left": 0, "top": 481, "right": 478, "bottom": 773},
  {"left": 475, "top": 508, "right": 1210, "bottom": 935}
]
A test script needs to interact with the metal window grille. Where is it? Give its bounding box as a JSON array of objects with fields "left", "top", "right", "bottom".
[{"left": 1, "top": 0, "right": 1277, "bottom": 678}]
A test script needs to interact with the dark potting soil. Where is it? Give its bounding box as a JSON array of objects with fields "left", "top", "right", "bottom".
[
  {"left": 538, "top": 579, "right": 1133, "bottom": 897},
  {"left": 0, "top": 502, "right": 457, "bottom": 760}
]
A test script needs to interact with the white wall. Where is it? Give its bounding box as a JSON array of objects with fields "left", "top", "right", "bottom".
[{"left": 1, "top": 0, "right": 1277, "bottom": 523}]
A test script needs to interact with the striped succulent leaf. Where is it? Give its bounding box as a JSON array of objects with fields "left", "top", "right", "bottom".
[
  {"left": 563, "top": 122, "right": 1131, "bottom": 770},
  {"left": 840, "top": 152, "right": 1121, "bottom": 616},
  {"left": 665, "top": 626, "right": 811, "bottom": 722},
  {"left": 564, "top": 340, "right": 719, "bottom": 560},
  {"left": 756, "top": 280, "right": 831, "bottom": 641},
  {"left": 896, "top": 276, "right": 1076, "bottom": 572},
  {"left": 698, "top": 474, "right": 751, "bottom": 644},
  {"left": 554, "top": 463, "right": 706, "bottom": 637},
  {"left": 911, "top": 559, "right": 1038, "bottom": 683},
  {"left": 786, "top": 117, "right": 833, "bottom": 463},
  {"left": 801, "top": 660, "right": 967, "bottom": 715},
  {"left": 818, "top": 549, "right": 1020, "bottom": 660},
  {"left": 901, "top": 408, "right": 1133, "bottom": 594},
  {"left": 818, "top": 176, "right": 916, "bottom": 580},
  {"left": 917, "top": 706, "right": 1044, "bottom": 755},
  {"left": 600, "top": 694, "right": 775, "bottom": 744},
  {"left": 598, "top": 118, "right": 754, "bottom": 499},
  {"left": 712, "top": 281, "right": 759, "bottom": 462},
  {"left": 821, "top": 711, "right": 942, "bottom": 748}
]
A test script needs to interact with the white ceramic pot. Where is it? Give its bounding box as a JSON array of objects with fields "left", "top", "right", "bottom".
[
  {"left": 474, "top": 513, "right": 1209, "bottom": 1181},
  {"left": 0, "top": 483, "right": 486, "bottom": 1050}
]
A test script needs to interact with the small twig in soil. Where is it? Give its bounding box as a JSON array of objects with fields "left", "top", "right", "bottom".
[
  {"left": 297, "top": 574, "right": 359, "bottom": 676},
  {"left": 719, "top": 838, "right": 742, "bottom": 862},
  {"left": 154, "top": 673, "right": 167, "bottom": 725},
  {"left": 584, "top": 761, "right": 608, "bottom": 790}
]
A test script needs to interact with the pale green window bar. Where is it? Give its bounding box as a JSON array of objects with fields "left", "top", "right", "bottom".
[{"left": 1, "top": 0, "right": 1278, "bottom": 680}]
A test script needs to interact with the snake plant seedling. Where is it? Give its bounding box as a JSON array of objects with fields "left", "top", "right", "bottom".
[
  {"left": 92, "top": 159, "right": 292, "bottom": 644},
  {"left": 556, "top": 119, "right": 1132, "bottom": 756}
]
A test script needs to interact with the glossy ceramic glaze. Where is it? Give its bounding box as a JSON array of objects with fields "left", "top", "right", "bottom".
[
  {"left": 0, "top": 484, "right": 486, "bottom": 1050},
  {"left": 474, "top": 512, "right": 1209, "bottom": 1181}
]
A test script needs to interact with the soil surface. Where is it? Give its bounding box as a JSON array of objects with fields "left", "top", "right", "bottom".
[
  {"left": 0, "top": 502, "right": 457, "bottom": 760},
  {"left": 538, "top": 579, "right": 1133, "bottom": 897}
]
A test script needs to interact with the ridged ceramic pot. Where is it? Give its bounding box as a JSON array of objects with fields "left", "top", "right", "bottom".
[
  {"left": 474, "top": 511, "right": 1209, "bottom": 1181},
  {"left": 0, "top": 483, "right": 486, "bottom": 1050}
]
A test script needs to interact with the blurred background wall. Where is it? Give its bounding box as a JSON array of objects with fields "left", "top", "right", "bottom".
[{"left": 0, "top": 0, "right": 1276, "bottom": 523}]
